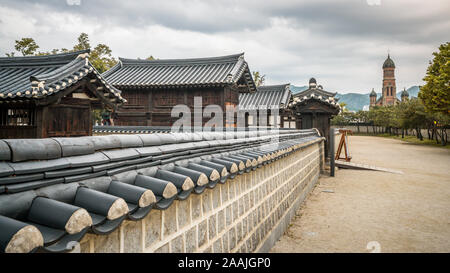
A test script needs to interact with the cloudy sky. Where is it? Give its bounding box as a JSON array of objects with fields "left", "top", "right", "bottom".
[{"left": 0, "top": 0, "right": 448, "bottom": 93}]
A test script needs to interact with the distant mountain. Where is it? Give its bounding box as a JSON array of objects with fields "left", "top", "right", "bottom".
[
  {"left": 289, "top": 85, "right": 420, "bottom": 112},
  {"left": 334, "top": 93, "right": 371, "bottom": 112},
  {"left": 400, "top": 86, "right": 420, "bottom": 98},
  {"left": 289, "top": 85, "right": 308, "bottom": 94}
]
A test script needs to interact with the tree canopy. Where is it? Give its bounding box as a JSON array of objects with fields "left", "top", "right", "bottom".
[
  {"left": 419, "top": 42, "right": 450, "bottom": 116},
  {"left": 6, "top": 33, "right": 121, "bottom": 73},
  {"left": 14, "top": 38, "right": 39, "bottom": 56},
  {"left": 252, "top": 71, "right": 266, "bottom": 87}
]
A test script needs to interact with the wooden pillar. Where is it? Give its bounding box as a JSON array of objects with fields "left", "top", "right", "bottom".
[
  {"left": 330, "top": 127, "right": 335, "bottom": 177},
  {"left": 147, "top": 91, "right": 153, "bottom": 126},
  {"left": 88, "top": 103, "right": 93, "bottom": 136},
  {"left": 35, "top": 106, "right": 47, "bottom": 138}
]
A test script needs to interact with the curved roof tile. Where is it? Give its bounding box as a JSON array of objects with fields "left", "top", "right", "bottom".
[
  {"left": 0, "top": 50, "right": 126, "bottom": 105},
  {"left": 239, "top": 84, "right": 292, "bottom": 111}
]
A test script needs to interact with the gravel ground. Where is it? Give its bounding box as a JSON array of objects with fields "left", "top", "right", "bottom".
[{"left": 270, "top": 136, "right": 450, "bottom": 253}]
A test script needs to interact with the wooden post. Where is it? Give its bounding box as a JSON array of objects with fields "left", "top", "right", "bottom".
[{"left": 330, "top": 128, "right": 335, "bottom": 177}]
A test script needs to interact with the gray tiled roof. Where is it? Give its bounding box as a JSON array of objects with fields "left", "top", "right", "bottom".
[
  {"left": 102, "top": 53, "right": 257, "bottom": 92},
  {"left": 239, "top": 84, "right": 291, "bottom": 110},
  {"left": 290, "top": 92, "right": 341, "bottom": 110},
  {"left": 293, "top": 87, "right": 337, "bottom": 100},
  {"left": 0, "top": 50, "right": 125, "bottom": 104}
]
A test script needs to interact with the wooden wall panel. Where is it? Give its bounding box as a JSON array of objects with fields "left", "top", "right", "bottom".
[
  {"left": 44, "top": 98, "right": 91, "bottom": 137},
  {"left": 115, "top": 86, "right": 230, "bottom": 127}
]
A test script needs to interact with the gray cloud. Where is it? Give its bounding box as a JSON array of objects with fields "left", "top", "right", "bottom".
[
  {"left": 0, "top": 0, "right": 448, "bottom": 93},
  {"left": 4, "top": 0, "right": 448, "bottom": 41}
]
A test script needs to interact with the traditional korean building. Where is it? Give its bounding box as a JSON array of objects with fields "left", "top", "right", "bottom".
[
  {"left": 290, "top": 78, "right": 340, "bottom": 155},
  {"left": 238, "top": 84, "right": 296, "bottom": 128},
  {"left": 102, "top": 53, "right": 257, "bottom": 127},
  {"left": 0, "top": 50, "right": 126, "bottom": 138}
]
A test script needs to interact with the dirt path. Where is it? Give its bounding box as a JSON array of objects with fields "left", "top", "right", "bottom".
[{"left": 270, "top": 136, "right": 450, "bottom": 253}]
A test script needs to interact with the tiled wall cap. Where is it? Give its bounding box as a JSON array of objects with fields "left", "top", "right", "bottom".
[
  {"left": 112, "top": 134, "right": 144, "bottom": 148},
  {"left": 154, "top": 134, "right": 177, "bottom": 145},
  {"left": 0, "top": 215, "right": 43, "bottom": 253},
  {"left": 136, "top": 134, "right": 162, "bottom": 146},
  {"left": 0, "top": 140, "right": 11, "bottom": 161},
  {"left": 52, "top": 137, "right": 95, "bottom": 157},
  {"left": 4, "top": 139, "right": 62, "bottom": 163},
  {"left": 86, "top": 135, "right": 122, "bottom": 151}
]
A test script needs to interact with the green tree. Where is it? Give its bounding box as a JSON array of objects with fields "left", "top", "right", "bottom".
[
  {"left": 92, "top": 109, "right": 102, "bottom": 125},
  {"left": 89, "top": 43, "right": 117, "bottom": 73},
  {"left": 73, "top": 32, "right": 91, "bottom": 51},
  {"left": 330, "top": 113, "right": 347, "bottom": 126},
  {"left": 252, "top": 71, "right": 266, "bottom": 87},
  {"left": 10, "top": 33, "right": 117, "bottom": 73},
  {"left": 400, "top": 99, "right": 428, "bottom": 140},
  {"left": 330, "top": 110, "right": 358, "bottom": 126},
  {"left": 355, "top": 110, "right": 370, "bottom": 124},
  {"left": 14, "top": 38, "right": 39, "bottom": 56},
  {"left": 72, "top": 33, "right": 117, "bottom": 73},
  {"left": 419, "top": 42, "right": 450, "bottom": 116},
  {"left": 339, "top": 102, "right": 348, "bottom": 112},
  {"left": 367, "top": 106, "right": 395, "bottom": 133}
]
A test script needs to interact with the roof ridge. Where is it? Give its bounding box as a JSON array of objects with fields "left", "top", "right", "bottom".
[
  {"left": 228, "top": 54, "right": 246, "bottom": 82},
  {"left": 101, "top": 60, "right": 122, "bottom": 78},
  {"left": 30, "top": 55, "right": 87, "bottom": 83},
  {"left": 119, "top": 53, "right": 244, "bottom": 66},
  {"left": 0, "top": 49, "right": 90, "bottom": 67},
  {"left": 295, "top": 87, "right": 336, "bottom": 97},
  {"left": 257, "top": 84, "right": 290, "bottom": 91}
]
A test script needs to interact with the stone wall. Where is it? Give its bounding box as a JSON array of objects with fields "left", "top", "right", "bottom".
[{"left": 79, "top": 139, "right": 324, "bottom": 253}]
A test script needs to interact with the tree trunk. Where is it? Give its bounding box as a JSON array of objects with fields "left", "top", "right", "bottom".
[
  {"left": 441, "top": 128, "right": 447, "bottom": 146},
  {"left": 435, "top": 128, "right": 440, "bottom": 144},
  {"left": 446, "top": 129, "right": 448, "bottom": 146}
]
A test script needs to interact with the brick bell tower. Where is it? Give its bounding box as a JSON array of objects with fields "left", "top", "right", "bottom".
[
  {"left": 369, "top": 88, "right": 377, "bottom": 107},
  {"left": 382, "top": 54, "right": 396, "bottom": 105}
]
